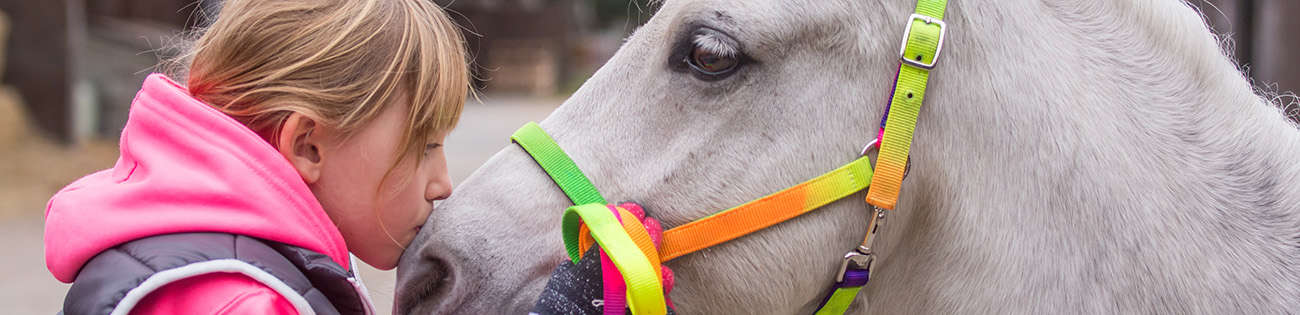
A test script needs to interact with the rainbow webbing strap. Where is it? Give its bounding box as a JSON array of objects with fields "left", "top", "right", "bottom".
[
  {"left": 657, "top": 155, "right": 873, "bottom": 261},
  {"left": 512, "top": 122, "right": 875, "bottom": 264},
  {"left": 563, "top": 204, "right": 665, "bottom": 314},
  {"left": 818, "top": 1, "right": 948, "bottom": 312},
  {"left": 512, "top": 123, "right": 874, "bottom": 315},
  {"left": 865, "top": 0, "right": 948, "bottom": 210},
  {"left": 513, "top": 123, "right": 666, "bottom": 315}
]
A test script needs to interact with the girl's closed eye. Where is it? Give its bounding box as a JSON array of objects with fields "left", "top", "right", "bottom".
[{"left": 424, "top": 143, "right": 442, "bottom": 155}]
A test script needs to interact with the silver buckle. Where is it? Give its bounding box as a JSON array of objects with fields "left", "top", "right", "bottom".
[
  {"left": 899, "top": 14, "right": 946, "bottom": 70},
  {"left": 835, "top": 207, "right": 887, "bottom": 282},
  {"left": 835, "top": 251, "right": 874, "bottom": 283}
]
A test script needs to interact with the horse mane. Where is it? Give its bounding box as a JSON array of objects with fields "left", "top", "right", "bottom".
[{"left": 1182, "top": 0, "right": 1300, "bottom": 126}]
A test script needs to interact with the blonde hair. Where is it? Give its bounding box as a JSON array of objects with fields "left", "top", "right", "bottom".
[{"left": 175, "top": 0, "right": 470, "bottom": 170}]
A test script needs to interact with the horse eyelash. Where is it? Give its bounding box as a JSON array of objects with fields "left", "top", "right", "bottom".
[{"left": 692, "top": 32, "right": 739, "bottom": 57}]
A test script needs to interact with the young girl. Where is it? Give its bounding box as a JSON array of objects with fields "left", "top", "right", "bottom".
[{"left": 44, "top": 0, "right": 468, "bottom": 313}]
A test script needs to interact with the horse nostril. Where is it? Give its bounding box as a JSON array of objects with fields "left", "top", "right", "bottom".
[{"left": 396, "top": 255, "right": 452, "bottom": 314}]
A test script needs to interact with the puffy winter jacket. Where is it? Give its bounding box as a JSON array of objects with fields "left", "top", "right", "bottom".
[{"left": 44, "top": 74, "right": 375, "bottom": 315}]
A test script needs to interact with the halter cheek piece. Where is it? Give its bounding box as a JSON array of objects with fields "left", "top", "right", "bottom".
[{"left": 512, "top": 1, "right": 948, "bottom": 313}]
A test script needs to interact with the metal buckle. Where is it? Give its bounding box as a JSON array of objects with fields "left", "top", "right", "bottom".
[
  {"left": 863, "top": 207, "right": 885, "bottom": 250},
  {"left": 899, "top": 14, "right": 946, "bottom": 70},
  {"left": 835, "top": 207, "right": 887, "bottom": 282},
  {"left": 835, "top": 251, "right": 874, "bottom": 283}
]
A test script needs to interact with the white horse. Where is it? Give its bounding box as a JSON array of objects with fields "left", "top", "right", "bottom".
[{"left": 396, "top": 0, "right": 1300, "bottom": 313}]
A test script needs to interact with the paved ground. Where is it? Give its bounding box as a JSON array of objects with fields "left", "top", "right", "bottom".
[{"left": 0, "top": 93, "right": 561, "bottom": 314}]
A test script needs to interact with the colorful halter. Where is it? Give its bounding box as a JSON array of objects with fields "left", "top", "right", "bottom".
[{"left": 512, "top": 0, "right": 948, "bottom": 313}]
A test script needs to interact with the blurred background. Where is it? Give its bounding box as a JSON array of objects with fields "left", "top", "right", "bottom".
[{"left": 0, "top": 0, "right": 1295, "bottom": 314}]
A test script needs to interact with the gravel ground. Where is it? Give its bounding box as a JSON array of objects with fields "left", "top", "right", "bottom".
[{"left": 0, "top": 92, "right": 561, "bottom": 314}]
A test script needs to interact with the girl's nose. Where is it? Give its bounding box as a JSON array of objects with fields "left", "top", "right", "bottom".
[{"left": 426, "top": 163, "right": 452, "bottom": 202}]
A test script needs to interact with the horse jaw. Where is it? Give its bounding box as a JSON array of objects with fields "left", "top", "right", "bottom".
[{"left": 397, "top": 0, "right": 1300, "bottom": 313}]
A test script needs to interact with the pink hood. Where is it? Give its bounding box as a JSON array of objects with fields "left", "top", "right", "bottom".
[{"left": 45, "top": 74, "right": 350, "bottom": 283}]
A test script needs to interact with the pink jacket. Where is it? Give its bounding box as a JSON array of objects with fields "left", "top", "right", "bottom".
[{"left": 45, "top": 74, "right": 370, "bottom": 314}]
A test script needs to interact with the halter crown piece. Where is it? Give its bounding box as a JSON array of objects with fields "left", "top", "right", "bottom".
[{"left": 511, "top": 1, "right": 947, "bottom": 313}]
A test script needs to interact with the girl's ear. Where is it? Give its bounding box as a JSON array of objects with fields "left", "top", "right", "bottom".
[{"left": 277, "top": 113, "right": 325, "bottom": 184}]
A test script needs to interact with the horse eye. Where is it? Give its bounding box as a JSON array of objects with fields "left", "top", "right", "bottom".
[
  {"left": 671, "top": 27, "right": 747, "bottom": 81},
  {"left": 688, "top": 45, "right": 739, "bottom": 76}
]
